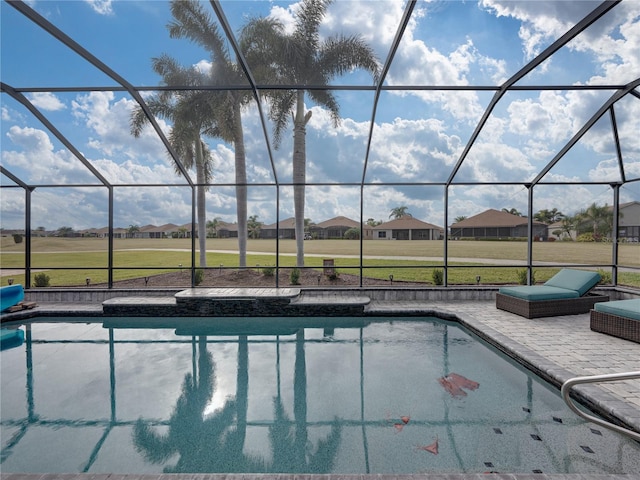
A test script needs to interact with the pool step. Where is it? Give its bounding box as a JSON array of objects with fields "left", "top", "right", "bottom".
[{"left": 102, "top": 288, "right": 371, "bottom": 317}]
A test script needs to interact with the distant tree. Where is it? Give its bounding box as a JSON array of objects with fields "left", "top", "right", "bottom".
[
  {"left": 177, "top": 226, "right": 189, "bottom": 238},
  {"left": 248, "top": 215, "right": 262, "bottom": 239},
  {"left": 557, "top": 215, "right": 577, "bottom": 240},
  {"left": 344, "top": 227, "right": 360, "bottom": 239},
  {"left": 389, "top": 206, "right": 411, "bottom": 219},
  {"left": 304, "top": 218, "right": 315, "bottom": 235},
  {"left": 128, "top": 225, "right": 140, "bottom": 238},
  {"left": 576, "top": 203, "right": 613, "bottom": 240},
  {"left": 366, "top": 218, "right": 382, "bottom": 227},
  {"left": 502, "top": 208, "right": 522, "bottom": 216},
  {"left": 35, "top": 226, "right": 46, "bottom": 237},
  {"left": 534, "top": 208, "right": 564, "bottom": 224},
  {"left": 56, "top": 226, "right": 74, "bottom": 237},
  {"left": 206, "top": 217, "right": 221, "bottom": 238},
  {"left": 454, "top": 215, "right": 467, "bottom": 223}
]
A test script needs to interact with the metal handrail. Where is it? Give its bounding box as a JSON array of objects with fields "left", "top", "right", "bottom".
[{"left": 561, "top": 371, "right": 640, "bottom": 441}]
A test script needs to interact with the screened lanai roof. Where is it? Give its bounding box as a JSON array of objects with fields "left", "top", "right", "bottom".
[{"left": 1, "top": 0, "right": 639, "bottom": 230}]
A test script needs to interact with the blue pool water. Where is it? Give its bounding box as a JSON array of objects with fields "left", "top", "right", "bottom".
[{"left": 1, "top": 316, "right": 639, "bottom": 474}]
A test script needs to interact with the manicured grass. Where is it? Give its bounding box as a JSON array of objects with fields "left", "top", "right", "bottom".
[{"left": 1, "top": 236, "right": 638, "bottom": 287}]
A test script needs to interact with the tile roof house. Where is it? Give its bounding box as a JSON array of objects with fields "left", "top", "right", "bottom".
[
  {"left": 372, "top": 216, "right": 444, "bottom": 240},
  {"left": 450, "top": 209, "right": 547, "bottom": 239},
  {"left": 311, "top": 216, "right": 369, "bottom": 239},
  {"left": 216, "top": 221, "right": 238, "bottom": 238},
  {"left": 260, "top": 217, "right": 297, "bottom": 239}
]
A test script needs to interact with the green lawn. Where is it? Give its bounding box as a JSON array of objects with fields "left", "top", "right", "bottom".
[{"left": 1, "top": 236, "right": 638, "bottom": 287}]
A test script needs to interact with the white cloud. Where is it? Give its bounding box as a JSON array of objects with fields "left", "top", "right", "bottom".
[
  {"left": 268, "top": 4, "right": 297, "bottom": 35},
  {"left": 3, "top": 125, "right": 97, "bottom": 184},
  {"left": 71, "top": 91, "right": 172, "bottom": 168},
  {"left": 323, "top": 0, "right": 405, "bottom": 49},
  {"left": 479, "top": 0, "right": 598, "bottom": 59},
  {"left": 84, "top": 0, "right": 113, "bottom": 16},
  {"left": 27, "top": 92, "right": 66, "bottom": 111}
]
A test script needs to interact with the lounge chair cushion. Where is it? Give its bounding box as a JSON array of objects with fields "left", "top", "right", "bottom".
[
  {"left": 543, "top": 269, "right": 600, "bottom": 296},
  {"left": 594, "top": 299, "right": 640, "bottom": 321},
  {"left": 498, "top": 285, "right": 580, "bottom": 301}
]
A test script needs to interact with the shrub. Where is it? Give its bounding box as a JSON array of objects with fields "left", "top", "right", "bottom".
[
  {"left": 33, "top": 272, "right": 50, "bottom": 287},
  {"left": 261, "top": 265, "right": 275, "bottom": 277},
  {"left": 597, "top": 269, "right": 612, "bottom": 285},
  {"left": 290, "top": 267, "right": 300, "bottom": 285},
  {"left": 327, "top": 270, "right": 340, "bottom": 281},
  {"left": 432, "top": 268, "right": 443, "bottom": 285},
  {"left": 343, "top": 227, "right": 360, "bottom": 240},
  {"left": 194, "top": 268, "right": 204, "bottom": 286},
  {"left": 577, "top": 233, "right": 595, "bottom": 242},
  {"left": 12, "top": 234, "right": 23, "bottom": 244},
  {"left": 517, "top": 268, "right": 535, "bottom": 285}
]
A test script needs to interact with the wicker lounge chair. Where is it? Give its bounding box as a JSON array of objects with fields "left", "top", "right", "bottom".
[
  {"left": 496, "top": 269, "right": 608, "bottom": 319},
  {"left": 590, "top": 298, "right": 640, "bottom": 343}
]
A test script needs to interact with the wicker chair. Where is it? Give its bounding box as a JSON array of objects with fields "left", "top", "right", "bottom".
[
  {"left": 496, "top": 269, "right": 608, "bottom": 319},
  {"left": 590, "top": 299, "right": 640, "bottom": 343}
]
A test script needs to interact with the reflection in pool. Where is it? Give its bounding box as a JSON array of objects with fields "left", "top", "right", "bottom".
[{"left": 1, "top": 316, "right": 638, "bottom": 474}]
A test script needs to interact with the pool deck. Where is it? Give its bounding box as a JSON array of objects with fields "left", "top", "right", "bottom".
[{"left": 1, "top": 295, "right": 639, "bottom": 480}]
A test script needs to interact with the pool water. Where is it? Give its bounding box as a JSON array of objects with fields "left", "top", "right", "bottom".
[{"left": 1, "top": 316, "right": 638, "bottom": 474}]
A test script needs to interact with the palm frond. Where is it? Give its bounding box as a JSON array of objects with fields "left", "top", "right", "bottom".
[
  {"left": 319, "top": 35, "right": 381, "bottom": 83},
  {"left": 168, "top": 0, "right": 228, "bottom": 62},
  {"left": 294, "top": 0, "right": 332, "bottom": 52},
  {"left": 265, "top": 90, "right": 296, "bottom": 149},
  {"left": 308, "top": 89, "right": 340, "bottom": 126}
]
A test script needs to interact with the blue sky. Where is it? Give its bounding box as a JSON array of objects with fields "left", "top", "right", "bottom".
[{"left": 1, "top": 0, "right": 639, "bottom": 231}]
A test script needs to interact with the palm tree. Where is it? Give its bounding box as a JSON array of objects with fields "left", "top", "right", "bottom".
[
  {"left": 389, "top": 206, "right": 410, "bottom": 219},
  {"left": 244, "top": 0, "right": 380, "bottom": 266},
  {"left": 131, "top": 0, "right": 253, "bottom": 268},
  {"left": 206, "top": 217, "right": 222, "bottom": 238},
  {"left": 534, "top": 208, "right": 564, "bottom": 224},
  {"left": 502, "top": 207, "right": 522, "bottom": 216},
  {"left": 454, "top": 215, "right": 467, "bottom": 223},
  {"left": 577, "top": 203, "right": 613, "bottom": 240},
  {"left": 248, "top": 215, "right": 262, "bottom": 239},
  {"left": 131, "top": 55, "right": 215, "bottom": 267},
  {"left": 558, "top": 215, "right": 576, "bottom": 240},
  {"left": 167, "top": 0, "right": 253, "bottom": 268}
]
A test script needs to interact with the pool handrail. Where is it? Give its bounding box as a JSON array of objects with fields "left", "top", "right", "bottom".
[{"left": 561, "top": 371, "right": 640, "bottom": 442}]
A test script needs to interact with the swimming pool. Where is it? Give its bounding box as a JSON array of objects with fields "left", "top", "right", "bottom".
[{"left": 1, "top": 316, "right": 638, "bottom": 474}]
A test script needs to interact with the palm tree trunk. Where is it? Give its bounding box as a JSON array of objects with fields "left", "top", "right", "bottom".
[
  {"left": 234, "top": 104, "right": 248, "bottom": 268},
  {"left": 293, "top": 90, "right": 307, "bottom": 267},
  {"left": 195, "top": 139, "right": 208, "bottom": 268}
]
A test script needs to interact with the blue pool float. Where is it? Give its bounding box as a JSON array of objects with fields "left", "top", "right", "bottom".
[
  {"left": 1, "top": 284, "right": 25, "bottom": 312},
  {"left": 0, "top": 328, "right": 24, "bottom": 350}
]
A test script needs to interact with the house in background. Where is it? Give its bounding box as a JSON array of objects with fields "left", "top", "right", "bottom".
[
  {"left": 615, "top": 201, "right": 640, "bottom": 241},
  {"left": 450, "top": 209, "right": 547, "bottom": 239},
  {"left": 372, "top": 216, "right": 444, "bottom": 240},
  {"left": 260, "top": 217, "right": 296, "bottom": 239},
  {"left": 216, "top": 221, "right": 238, "bottom": 238},
  {"left": 311, "top": 216, "right": 368, "bottom": 239}
]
